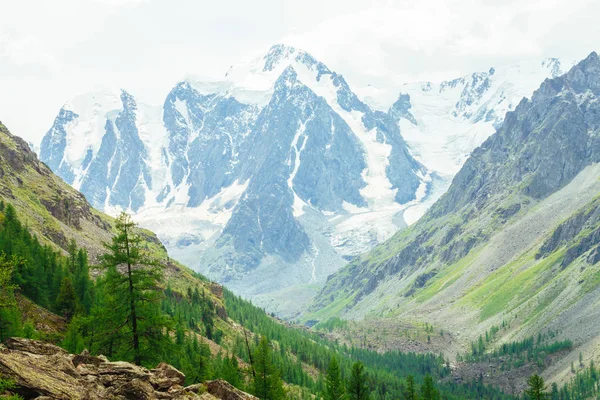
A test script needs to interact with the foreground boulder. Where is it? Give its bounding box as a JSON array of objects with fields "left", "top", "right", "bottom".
[{"left": 0, "top": 338, "right": 257, "bottom": 400}]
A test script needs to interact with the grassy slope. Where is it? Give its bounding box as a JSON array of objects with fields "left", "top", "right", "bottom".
[
  {"left": 304, "top": 163, "right": 600, "bottom": 385},
  {"left": 304, "top": 55, "right": 600, "bottom": 385}
]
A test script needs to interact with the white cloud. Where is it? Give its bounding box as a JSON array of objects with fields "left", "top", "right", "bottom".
[
  {"left": 0, "top": 34, "right": 59, "bottom": 71},
  {"left": 283, "top": 0, "right": 600, "bottom": 98},
  {"left": 0, "top": 0, "right": 599, "bottom": 143},
  {"left": 90, "top": 0, "right": 148, "bottom": 7}
]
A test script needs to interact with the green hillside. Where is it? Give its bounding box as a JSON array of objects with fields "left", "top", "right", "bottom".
[{"left": 306, "top": 53, "right": 600, "bottom": 393}]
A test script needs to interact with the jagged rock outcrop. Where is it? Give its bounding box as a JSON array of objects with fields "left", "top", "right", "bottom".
[{"left": 0, "top": 338, "right": 257, "bottom": 400}]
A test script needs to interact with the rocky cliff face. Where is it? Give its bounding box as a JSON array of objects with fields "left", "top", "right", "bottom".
[
  {"left": 313, "top": 52, "right": 600, "bottom": 311},
  {"left": 429, "top": 52, "right": 600, "bottom": 219},
  {"left": 0, "top": 337, "right": 256, "bottom": 400}
]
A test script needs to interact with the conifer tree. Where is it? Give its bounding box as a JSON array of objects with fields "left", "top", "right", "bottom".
[
  {"left": 421, "top": 374, "right": 438, "bottom": 400},
  {"left": 404, "top": 375, "right": 418, "bottom": 400},
  {"left": 62, "top": 316, "right": 85, "bottom": 354},
  {"left": 252, "top": 335, "right": 286, "bottom": 400},
  {"left": 72, "top": 244, "right": 93, "bottom": 314},
  {"left": 0, "top": 253, "right": 19, "bottom": 341},
  {"left": 325, "top": 356, "right": 345, "bottom": 400},
  {"left": 55, "top": 277, "right": 77, "bottom": 319},
  {"left": 0, "top": 253, "right": 17, "bottom": 308},
  {"left": 96, "top": 212, "right": 171, "bottom": 366},
  {"left": 347, "top": 361, "right": 370, "bottom": 400},
  {"left": 68, "top": 239, "right": 78, "bottom": 273},
  {"left": 550, "top": 382, "right": 559, "bottom": 400},
  {"left": 525, "top": 374, "right": 548, "bottom": 400},
  {"left": 221, "top": 354, "right": 243, "bottom": 389}
]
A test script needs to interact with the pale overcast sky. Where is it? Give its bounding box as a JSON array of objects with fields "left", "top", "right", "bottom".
[{"left": 1, "top": 0, "right": 599, "bottom": 143}]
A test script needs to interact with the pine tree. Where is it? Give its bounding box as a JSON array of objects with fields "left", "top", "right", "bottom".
[
  {"left": 62, "top": 316, "right": 85, "bottom": 354},
  {"left": 347, "top": 361, "right": 370, "bottom": 400},
  {"left": 525, "top": 374, "right": 548, "bottom": 400},
  {"left": 0, "top": 253, "right": 18, "bottom": 308},
  {"left": 55, "top": 277, "right": 77, "bottom": 319},
  {"left": 252, "top": 335, "right": 286, "bottom": 400},
  {"left": 325, "top": 356, "right": 345, "bottom": 400},
  {"left": 96, "top": 212, "right": 171, "bottom": 366},
  {"left": 404, "top": 375, "right": 417, "bottom": 400},
  {"left": 550, "top": 382, "right": 559, "bottom": 400},
  {"left": 420, "top": 374, "right": 438, "bottom": 400},
  {"left": 221, "top": 354, "right": 243, "bottom": 389}
]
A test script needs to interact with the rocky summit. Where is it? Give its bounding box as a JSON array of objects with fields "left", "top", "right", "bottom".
[{"left": 0, "top": 338, "right": 256, "bottom": 400}]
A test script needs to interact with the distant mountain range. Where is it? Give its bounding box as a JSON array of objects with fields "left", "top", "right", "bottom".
[{"left": 39, "top": 44, "right": 572, "bottom": 317}]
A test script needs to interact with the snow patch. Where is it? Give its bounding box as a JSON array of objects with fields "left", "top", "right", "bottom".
[
  {"left": 134, "top": 179, "right": 249, "bottom": 244},
  {"left": 287, "top": 118, "right": 312, "bottom": 217},
  {"left": 62, "top": 89, "right": 123, "bottom": 169}
]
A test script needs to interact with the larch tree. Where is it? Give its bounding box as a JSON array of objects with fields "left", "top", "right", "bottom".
[
  {"left": 96, "top": 212, "right": 170, "bottom": 366},
  {"left": 525, "top": 374, "right": 548, "bottom": 400},
  {"left": 347, "top": 361, "right": 370, "bottom": 400},
  {"left": 421, "top": 374, "right": 439, "bottom": 400},
  {"left": 55, "top": 276, "right": 77, "bottom": 319},
  {"left": 404, "top": 375, "right": 417, "bottom": 400},
  {"left": 0, "top": 253, "right": 18, "bottom": 309},
  {"left": 252, "top": 335, "right": 286, "bottom": 400},
  {"left": 325, "top": 356, "right": 345, "bottom": 400}
]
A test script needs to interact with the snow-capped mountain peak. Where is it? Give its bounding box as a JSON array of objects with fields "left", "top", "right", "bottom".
[
  {"left": 39, "top": 46, "right": 575, "bottom": 317},
  {"left": 391, "top": 57, "right": 577, "bottom": 180},
  {"left": 185, "top": 44, "right": 333, "bottom": 108}
]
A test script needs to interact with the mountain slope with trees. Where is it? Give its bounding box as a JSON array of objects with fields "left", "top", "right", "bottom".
[
  {"left": 307, "top": 52, "right": 600, "bottom": 390},
  {"left": 0, "top": 121, "right": 514, "bottom": 399}
]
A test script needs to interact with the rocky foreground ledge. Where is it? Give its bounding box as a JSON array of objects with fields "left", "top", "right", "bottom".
[{"left": 0, "top": 338, "right": 257, "bottom": 400}]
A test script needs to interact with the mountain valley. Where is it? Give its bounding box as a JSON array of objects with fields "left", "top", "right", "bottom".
[
  {"left": 37, "top": 44, "right": 574, "bottom": 318},
  {"left": 306, "top": 51, "right": 600, "bottom": 393}
]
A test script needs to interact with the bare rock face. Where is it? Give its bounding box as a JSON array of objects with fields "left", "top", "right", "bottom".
[
  {"left": 204, "top": 380, "right": 258, "bottom": 400},
  {"left": 3, "top": 338, "right": 69, "bottom": 356},
  {"left": 0, "top": 338, "right": 257, "bottom": 400},
  {"left": 150, "top": 363, "right": 186, "bottom": 391}
]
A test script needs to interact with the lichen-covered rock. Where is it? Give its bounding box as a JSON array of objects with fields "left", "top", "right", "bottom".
[
  {"left": 189, "top": 380, "right": 258, "bottom": 400},
  {"left": 3, "top": 337, "right": 68, "bottom": 356},
  {"left": 0, "top": 340, "right": 100, "bottom": 399},
  {"left": 150, "top": 363, "right": 185, "bottom": 391},
  {"left": 107, "top": 378, "right": 155, "bottom": 400},
  {"left": 0, "top": 338, "right": 255, "bottom": 400}
]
